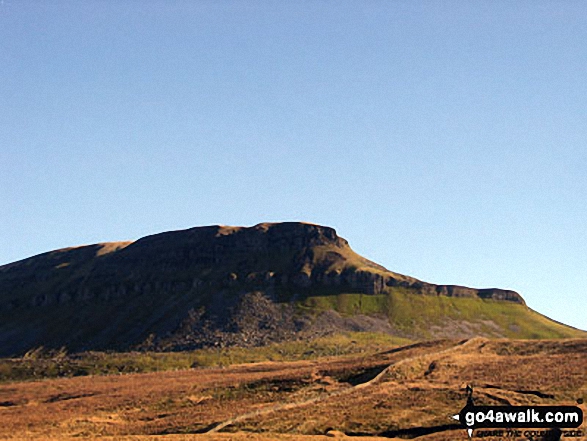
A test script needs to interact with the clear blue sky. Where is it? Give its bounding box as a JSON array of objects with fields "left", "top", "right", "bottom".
[{"left": 1, "top": 1, "right": 585, "bottom": 330}]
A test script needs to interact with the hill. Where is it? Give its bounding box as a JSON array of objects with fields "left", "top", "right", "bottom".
[{"left": 0, "top": 222, "right": 583, "bottom": 355}]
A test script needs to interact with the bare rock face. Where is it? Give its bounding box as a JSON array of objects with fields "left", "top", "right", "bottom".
[
  {"left": 0, "top": 222, "right": 526, "bottom": 355},
  {"left": 409, "top": 283, "right": 524, "bottom": 304}
]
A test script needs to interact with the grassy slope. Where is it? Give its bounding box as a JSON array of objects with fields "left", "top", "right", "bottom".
[
  {"left": 299, "top": 288, "right": 586, "bottom": 339},
  {"left": 0, "top": 332, "right": 412, "bottom": 383}
]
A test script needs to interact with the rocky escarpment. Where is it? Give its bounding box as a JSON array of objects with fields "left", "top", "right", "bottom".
[
  {"left": 0, "top": 222, "right": 524, "bottom": 312},
  {"left": 0, "top": 222, "right": 532, "bottom": 355}
]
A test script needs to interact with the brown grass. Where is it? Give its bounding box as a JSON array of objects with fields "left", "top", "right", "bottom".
[
  {"left": 1, "top": 339, "right": 585, "bottom": 441},
  {"left": 95, "top": 242, "right": 133, "bottom": 257}
]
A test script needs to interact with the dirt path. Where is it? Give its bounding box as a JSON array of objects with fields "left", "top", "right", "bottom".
[{"left": 206, "top": 339, "right": 476, "bottom": 433}]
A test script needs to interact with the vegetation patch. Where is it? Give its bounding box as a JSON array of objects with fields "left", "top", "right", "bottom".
[
  {"left": 300, "top": 290, "right": 586, "bottom": 339},
  {"left": 0, "top": 332, "right": 411, "bottom": 383}
]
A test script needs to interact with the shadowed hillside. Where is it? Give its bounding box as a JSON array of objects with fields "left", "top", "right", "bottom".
[{"left": 0, "top": 222, "right": 583, "bottom": 355}]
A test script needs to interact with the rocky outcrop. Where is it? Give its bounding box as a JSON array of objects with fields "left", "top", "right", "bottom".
[{"left": 407, "top": 283, "right": 525, "bottom": 304}]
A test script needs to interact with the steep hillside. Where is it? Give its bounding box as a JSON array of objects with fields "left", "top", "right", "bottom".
[{"left": 0, "top": 222, "right": 583, "bottom": 355}]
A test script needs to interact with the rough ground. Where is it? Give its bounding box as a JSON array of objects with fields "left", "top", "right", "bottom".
[{"left": 1, "top": 338, "right": 586, "bottom": 441}]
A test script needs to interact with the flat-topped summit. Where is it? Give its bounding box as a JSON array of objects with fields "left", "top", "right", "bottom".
[
  {"left": 0, "top": 221, "right": 521, "bottom": 306},
  {"left": 0, "top": 222, "right": 582, "bottom": 355}
]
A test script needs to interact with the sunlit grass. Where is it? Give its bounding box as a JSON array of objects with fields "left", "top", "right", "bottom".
[{"left": 299, "top": 289, "right": 586, "bottom": 339}]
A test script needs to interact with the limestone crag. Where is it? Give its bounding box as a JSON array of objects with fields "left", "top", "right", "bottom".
[
  {"left": 0, "top": 222, "right": 524, "bottom": 311},
  {"left": 0, "top": 222, "right": 527, "bottom": 355}
]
